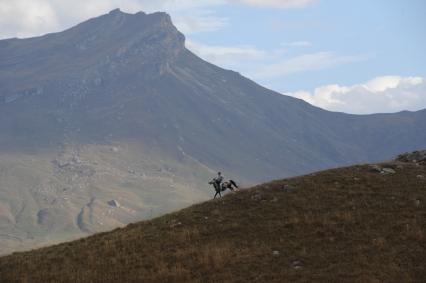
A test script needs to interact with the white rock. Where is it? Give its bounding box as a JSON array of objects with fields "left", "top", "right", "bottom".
[
  {"left": 381, "top": 168, "right": 396, "bottom": 175},
  {"left": 415, "top": 199, "right": 421, "bottom": 207},
  {"left": 107, "top": 200, "right": 120, "bottom": 208}
]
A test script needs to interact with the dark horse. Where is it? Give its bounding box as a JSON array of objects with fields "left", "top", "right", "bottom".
[{"left": 209, "top": 179, "right": 239, "bottom": 198}]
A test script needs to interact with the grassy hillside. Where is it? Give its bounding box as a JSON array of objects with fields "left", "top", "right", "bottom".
[{"left": 0, "top": 160, "right": 425, "bottom": 282}]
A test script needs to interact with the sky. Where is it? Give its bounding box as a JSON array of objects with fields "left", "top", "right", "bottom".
[{"left": 1, "top": 0, "right": 425, "bottom": 114}]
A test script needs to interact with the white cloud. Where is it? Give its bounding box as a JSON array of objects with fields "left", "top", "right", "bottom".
[
  {"left": 227, "top": 0, "right": 316, "bottom": 8},
  {"left": 0, "top": 0, "right": 315, "bottom": 39},
  {"left": 173, "top": 11, "right": 228, "bottom": 34},
  {"left": 285, "top": 76, "right": 426, "bottom": 114},
  {"left": 249, "top": 52, "right": 368, "bottom": 79},
  {"left": 0, "top": 0, "right": 59, "bottom": 38},
  {"left": 186, "top": 40, "right": 368, "bottom": 85},
  {"left": 186, "top": 40, "right": 266, "bottom": 68},
  {"left": 281, "top": 41, "right": 312, "bottom": 47},
  {"left": 0, "top": 0, "right": 228, "bottom": 39}
]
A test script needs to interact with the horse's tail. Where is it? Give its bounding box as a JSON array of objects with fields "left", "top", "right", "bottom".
[{"left": 229, "top": 180, "right": 238, "bottom": 188}]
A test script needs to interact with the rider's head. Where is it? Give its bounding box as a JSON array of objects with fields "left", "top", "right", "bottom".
[{"left": 218, "top": 172, "right": 221, "bottom": 175}]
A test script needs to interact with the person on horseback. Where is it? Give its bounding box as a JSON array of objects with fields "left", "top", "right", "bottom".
[
  {"left": 209, "top": 172, "right": 239, "bottom": 198},
  {"left": 213, "top": 172, "right": 223, "bottom": 192}
]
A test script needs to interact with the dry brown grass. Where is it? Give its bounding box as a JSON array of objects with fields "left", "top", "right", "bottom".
[{"left": 0, "top": 161, "right": 425, "bottom": 282}]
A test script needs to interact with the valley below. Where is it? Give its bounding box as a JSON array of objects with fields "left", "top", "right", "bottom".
[{"left": 0, "top": 142, "right": 210, "bottom": 255}]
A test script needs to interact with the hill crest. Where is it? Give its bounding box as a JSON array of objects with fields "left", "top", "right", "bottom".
[{"left": 0, "top": 157, "right": 425, "bottom": 282}]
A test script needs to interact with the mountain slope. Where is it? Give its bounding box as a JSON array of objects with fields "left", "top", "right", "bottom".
[
  {"left": 0, "top": 158, "right": 424, "bottom": 282},
  {"left": 1, "top": 9, "right": 425, "bottom": 179},
  {"left": 0, "top": 9, "right": 426, "bottom": 254}
]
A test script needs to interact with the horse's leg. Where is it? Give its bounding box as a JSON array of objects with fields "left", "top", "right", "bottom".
[{"left": 229, "top": 180, "right": 240, "bottom": 192}]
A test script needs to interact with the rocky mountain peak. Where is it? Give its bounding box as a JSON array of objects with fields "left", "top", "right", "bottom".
[
  {"left": 72, "top": 9, "right": 186, "bottom": 63},
  {"left": 89, "top": 9, "right": 184, "bottom": 44},
  {"left": 104, "top": 8, "right": 174, "bottom": 27},
  {"left": 108, "top": 8, "right": 125, "bottom": 15}
]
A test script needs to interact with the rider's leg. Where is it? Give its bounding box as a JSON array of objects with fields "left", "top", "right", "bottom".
[{"left": 216, "top": 181, "right": 221, "bottom": 191}]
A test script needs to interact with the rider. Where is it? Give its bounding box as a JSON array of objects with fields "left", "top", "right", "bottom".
[{"left": 214, "top": 172, "right": 223, "bottom": 191}]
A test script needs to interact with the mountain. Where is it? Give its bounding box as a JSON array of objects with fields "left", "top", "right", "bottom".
[
  {"left": 0, "top": 9, "right": 426, "bottom": 254},
  {"left": 0, "top": 157, "right": 424, "bottom": 282}
]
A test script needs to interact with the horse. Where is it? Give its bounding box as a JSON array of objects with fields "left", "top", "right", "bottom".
[{"left": 209, "top": 179, "right": 239, "bottom": 198}]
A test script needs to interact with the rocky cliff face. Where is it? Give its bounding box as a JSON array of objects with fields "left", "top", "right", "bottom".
[{"left": 0, "top": 9, "right": 426, "bottom": 254}]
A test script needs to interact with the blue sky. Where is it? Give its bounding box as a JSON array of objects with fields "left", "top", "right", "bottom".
[{"left": 1, "top": 0, "right": 425, "bottom": 114}]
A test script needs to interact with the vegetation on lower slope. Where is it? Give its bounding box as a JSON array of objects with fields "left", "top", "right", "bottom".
[{"left": 0, "top": 161, "right": 425, "bottom": 282}]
